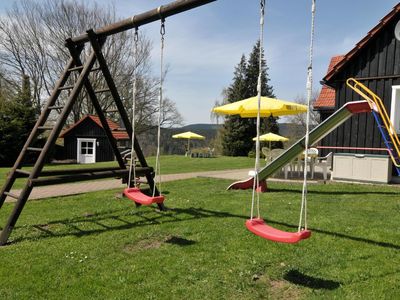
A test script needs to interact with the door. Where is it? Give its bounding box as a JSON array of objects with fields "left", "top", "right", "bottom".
[{"left": 77, "top": 138, "right": 96, "bottom": 164}]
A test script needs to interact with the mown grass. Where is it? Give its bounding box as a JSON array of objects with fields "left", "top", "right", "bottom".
[
  {"left": 0, "top": 178, "right": 399, "bottom": 299},
  {"left": 0, "top": 155, "right": 254, "bottom": 189}
]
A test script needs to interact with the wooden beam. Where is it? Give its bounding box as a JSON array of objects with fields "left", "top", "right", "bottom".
[
  {"left": 70, "top": 0, "right": 216, "bottom": 44},
  {"left": 14, "top": 167, "right": 129, "bottom": 178},
  {"left": 30, "top": 167, "right": 152, "bottom": 187}
]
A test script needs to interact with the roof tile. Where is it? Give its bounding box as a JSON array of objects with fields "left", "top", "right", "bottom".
[
  {"left": 60, "top": 115, "right": 129, "bottom": 140},
  {"left": 314, "top": 55, "right": 344, "bottom": 108}
]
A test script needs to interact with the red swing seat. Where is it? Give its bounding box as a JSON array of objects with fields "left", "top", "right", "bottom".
[
  {"left": 246, "top": 218, "right": 311, "bottom": 244},
  {"left": 124, "top": 187, "right": 165, "bottom": 206}
]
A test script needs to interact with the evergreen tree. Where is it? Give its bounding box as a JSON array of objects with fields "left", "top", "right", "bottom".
[
  {"left": 222, "top": 41, "right": 280, "bottom": 156},
  {"left": 245, "top": 41, "right": 274, "bottom": 98},
  {"left": 0, "top": 75, "right": 36, "bottom": 166},
  {"left": 222, "top": 55, "right": 256, "bottom": 156},
  {"left": 246, "top": 41, "right": 282, "bottom": 149}
]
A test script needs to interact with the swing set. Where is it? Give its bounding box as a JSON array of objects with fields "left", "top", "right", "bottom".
[
  {"left": 0, "top": 0, "right": 215, "bottom": 246},
  {"left": 1, "top": 0, "right": 384, "bottom": 246}
]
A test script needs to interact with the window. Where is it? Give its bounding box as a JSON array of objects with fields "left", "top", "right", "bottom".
[
  {"left": 390, "top": 86, "right": 400, "bottom": 134},
  {"left": 80, "top": 140, "right": 94, "bottom": 155}
]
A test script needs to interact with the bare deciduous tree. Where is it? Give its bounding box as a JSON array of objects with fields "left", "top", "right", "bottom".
[
  {"left": 0, "top": 0, "right": 182, "bottom": 131},
  {"left": 287, "top": 91, "right": 320, "bottom": 131}
]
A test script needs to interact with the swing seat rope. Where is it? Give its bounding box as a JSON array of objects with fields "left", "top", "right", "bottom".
[
  {"left": 124, "top": 18, "right": 166, "bottom": 207},
  {"left": 245, "top": 0, "right": 315, "bottom": 243}
]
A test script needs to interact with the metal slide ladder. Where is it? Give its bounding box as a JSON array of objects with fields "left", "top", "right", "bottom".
[
  {"left": 371, "top": 111, "right": 400, "bottom": 175},
  {"left": 0, "top": 31, "right": 159, "bottom": 246},
  {"left": 346, "top": 78, "right": 400, "bottom": 175}
]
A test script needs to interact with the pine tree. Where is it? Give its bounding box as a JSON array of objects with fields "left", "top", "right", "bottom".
[
  {"left": 245, "top": 41, "right": 274, "bottom": 98},
  {"left": 222, "top": 41, "right": 279, "bottom": 156},
  {"left": 246, "top": 42, "right": 282, "bottom": 149},
  {"left": 222, "top": 55, "right": 255, "bottom": 156},
  {"left": 0, "top": 75, "right": 36, "bottom": 166}
]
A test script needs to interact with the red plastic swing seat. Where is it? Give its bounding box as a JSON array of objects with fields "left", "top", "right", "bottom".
[
  {"left": 246, "top": 218, "right": 311, "bottom": 244},
  {"left": 124, "top": 187, "right": 165, "bottom": 206}
]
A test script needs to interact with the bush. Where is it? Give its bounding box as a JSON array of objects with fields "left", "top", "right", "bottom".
[{"left": 247, "top": 150, "right": 256, "bottom": 158}]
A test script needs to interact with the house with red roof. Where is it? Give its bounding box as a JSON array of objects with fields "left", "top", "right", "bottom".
[
  {"left": 60, "top": 115, "right": 129, "bottom": 163},
  {"left": 314, "top": 3, "right": 400, "bottom": 157}
]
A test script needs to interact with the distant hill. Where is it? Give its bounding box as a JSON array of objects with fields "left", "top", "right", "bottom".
[
  {"left": 180, "top": 124, "right": 221, "bottom": 131},
  {"left": 137, "top": 122, "right": 308, "bottom": 156},
  {"left": 138, "top": 124, "right": 222, "bottom": 156},
  {"left": 279, "top": 123, "right": 305, "bottom": 138}
]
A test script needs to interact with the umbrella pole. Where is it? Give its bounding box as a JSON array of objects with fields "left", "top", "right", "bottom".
[
  {"left": 187, "top": 139, "right": 190, "bottom": 157},
  {"left": 269, "top": 141, "right": 272, "bottom": 162}
]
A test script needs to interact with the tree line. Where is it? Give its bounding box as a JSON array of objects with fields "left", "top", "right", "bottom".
[{"left": 0, "top": 0, "right": 183, "bottom": 165}]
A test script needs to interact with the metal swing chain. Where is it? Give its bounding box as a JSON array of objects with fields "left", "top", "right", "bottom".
[
  {"left": 128, "top": 27, "right": 139, "bottom": 188},
  {"left": 298, "top": 0, "right": 316, "bottom": 232},
  {"left": 153, "top": 18, "right": 166, "bottom": 197},
  {"left": 251, "top": 0, "right": 266, "bottom": 220}
]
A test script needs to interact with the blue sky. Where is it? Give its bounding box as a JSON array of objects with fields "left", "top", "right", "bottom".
[{"left": 1, "top": 0, "right": 399, "bottom": 124}]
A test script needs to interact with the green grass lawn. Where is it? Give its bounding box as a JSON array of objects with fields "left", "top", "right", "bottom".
[
  {"left": 0, "top": 178, "right": 399, "bottom": 299},
  {"left": 0, "top": 155, "right": 254, "bottom": 189}
]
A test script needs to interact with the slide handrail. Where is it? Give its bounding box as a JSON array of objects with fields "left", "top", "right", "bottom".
[{"left": 346, "top": 78, "right": 400, "bottom": 167}]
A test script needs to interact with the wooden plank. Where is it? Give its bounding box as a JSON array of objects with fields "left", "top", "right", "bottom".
[
  {"left": 369, "top": 37, "right": 379, "bottom": 77},
  {"left": 31, "top": 167, "right": 152, "bottom": 187},
  {"left": 365, "top": 80, "right": 378, "bottom": 149},
  {"left": 385, "top": 34, "right": 395, "bottom": 75},
  {"left": 15, "top": 167, "right": 129, "bottom": 178},
  {"left": 394, "top": 28, "right": 400, "bottom": 75},
  {"left": 377, "top": 30, "right": 388, "bottom": 77}
]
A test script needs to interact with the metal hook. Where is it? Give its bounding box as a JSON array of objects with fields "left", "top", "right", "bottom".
[
  {"left": 160, "top": 18, "right": 166, "bottom": 36},
  {"left": 134, "top": 27, "right": 139, "bottom": 43}
]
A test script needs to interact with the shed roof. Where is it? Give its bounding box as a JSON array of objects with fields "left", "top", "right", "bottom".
[
  {"left": 314, "top": 55, "right": 344, "bottom": 109},
  {"left": 60, "top": 115, "right": 129, "bottom": 140},
  {"left": 323, "top": 3, "right": 400, "bottom": 83}
]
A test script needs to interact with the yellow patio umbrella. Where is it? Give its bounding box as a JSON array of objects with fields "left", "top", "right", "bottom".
[
  {"left": 212, "top": 96, "right": 307, "bottom": 118},
  {"left": 252, "top": 132, "right": 289, "bottom": 161},
  {"left": 172, "top": 131, "right": 205, "bottom": 155}
]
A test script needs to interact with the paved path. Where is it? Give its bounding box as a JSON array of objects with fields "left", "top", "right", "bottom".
[
  {"left": 6, "top": 167, "right": 330, "bottom": 202},
  {"left": 6, "top": 168, "right": 251, "bottom": 202}
]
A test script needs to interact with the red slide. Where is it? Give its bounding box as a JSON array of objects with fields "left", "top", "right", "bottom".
[{"left": 227, "top": 177, "right": 267, "bottom": 192}]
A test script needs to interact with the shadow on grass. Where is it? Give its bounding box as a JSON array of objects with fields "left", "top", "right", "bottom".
[
  {"left": 284, "top": 269, "right": 341, "bottom": 290},
  {"left": 7, "top": 206, "right": 400, "bottom": 251},
  {"left": 265, "top": 218, "right": 400, "bottom": 250},
  {"left": 267, "top": 187, "right": 399, "bottom": 196},
  {"left": 10, "top": 207, "right": 235, "bottom": 244},
  {"left": 165, "top": 236, "right": 196, "bottom": 246}
]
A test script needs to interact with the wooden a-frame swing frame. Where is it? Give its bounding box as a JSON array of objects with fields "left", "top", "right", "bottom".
[{"left": 0, "top": 0, "right": 216, "bottom": 246}]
